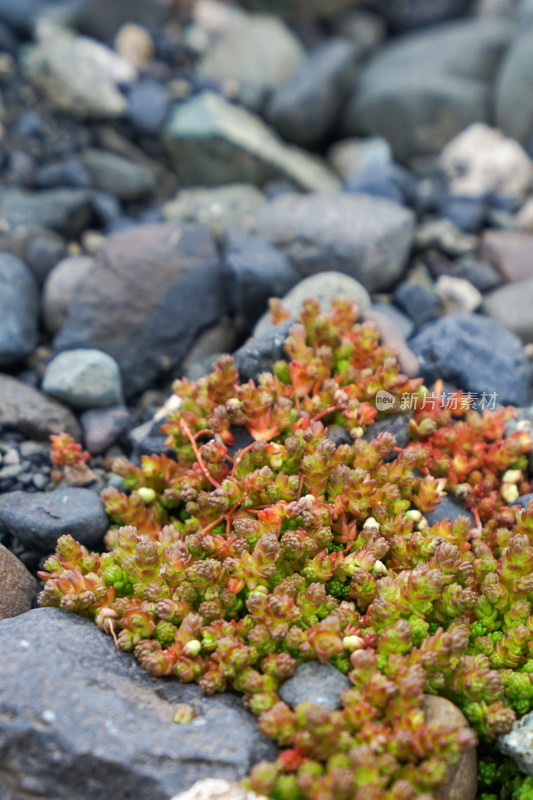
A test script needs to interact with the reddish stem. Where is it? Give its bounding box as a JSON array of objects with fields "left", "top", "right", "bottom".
[{"left": 180, "top": 420, "right": 221, "bottom": 489}]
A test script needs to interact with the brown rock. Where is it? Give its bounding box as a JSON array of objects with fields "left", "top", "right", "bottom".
[
  {"left": 423, "top": 695, "right": 477, "bottom": 800},
  {"left": 0, "top": 373, "right": 80, "bottom": 440},
  {"left": 482, "top": 230, "right": 533, "bottom": 283},
  {"left": 0, "top": 544, "right": 38, "bottom": 620},
  {"left": 43, "top": 255, "right": 96, "bottom": 334},
  {"left": 363, "top": 309, "right": 420, "bottom": 378}
]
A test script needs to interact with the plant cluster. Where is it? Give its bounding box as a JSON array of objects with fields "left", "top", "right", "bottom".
[{"left": 39, "top": 299, "right": 533, "bottom": 800}]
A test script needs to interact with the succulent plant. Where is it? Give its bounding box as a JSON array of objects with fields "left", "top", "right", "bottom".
[{"left": 39, "top": 298, "right": 533, "bottom": 799}]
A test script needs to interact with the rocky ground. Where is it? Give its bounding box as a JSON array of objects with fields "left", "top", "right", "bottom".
[{"left": 3, "top": 0, "right": 533, "bottom": 798}]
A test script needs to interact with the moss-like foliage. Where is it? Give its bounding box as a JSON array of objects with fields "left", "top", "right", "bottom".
[{"left": 40, "top": 299, "right": 533, "bottom": 800}]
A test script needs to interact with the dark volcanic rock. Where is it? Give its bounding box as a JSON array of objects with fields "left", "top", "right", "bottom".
[
  {"left": 425, "top": 493, "right": 475, "bottom": 527},
  {"left": 0, "top": 544, "right": 37, "bottom": 620},
  {"left": 233, "top": 319, "right": 294, "bottom": 382},
  {"left": 0, "top": 254, "right": 39, "bottom": 367},
  {"left": 0, "top": 608, "right": 277, "bottom": 800},
  {"left": 0, "top": 374, "right": 80, "bottom": 441},
  {"left": 53, "top": 222, "right": 228, "bottom": 398},
  {"left": 78, "top": 0, "right": 169, "bottom": 40},
  {"left": 409, "top": 314, "right": 531, "bottom": 407},
  {"left": 0, "top": 488, "right": 108, "bottom": 551},
  {"left": 223, "top": 229, "right": 298, "bottom": 329}
]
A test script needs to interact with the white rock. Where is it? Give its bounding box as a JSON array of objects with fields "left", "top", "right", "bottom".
[
  {"left": 440, "top": 123, "right": 533, "bottom": 203},
  {"left": 171, "top": 780, "right": 268, "bottom": 800},
  {"left": 499, "top": 710, "right": 533, "bottom": 774},
  {"left": 435, "top": 275, "right": 483, "bottom": 313},
  {"left": 77, "top": 36, "right": 137, "bottom": 84}
]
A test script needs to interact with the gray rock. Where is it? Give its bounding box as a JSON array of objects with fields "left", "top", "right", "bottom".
[
  {"left": 79, "top": 149, "right": 156, "bottom": 202},
  {"left": 254, "top": 193, "right": 414, "bottom": 291},
  {"left": 495, "top": 28, "right": 533, "bottom": 146},
  {"left": 182, "top": 323, "right": 240, "bottom": 378},
  {"left": 80, "top": 406, "right": 131, "bottom": 455},
  {"left": 0, "top": 374, "right": 80, "bottom": 440},
  {"left": 0, "top": 488, "right": 108, "bottom": 551},
  {"left": 499, "top": 709, "right": 533, "bottom": 774},
  {"left": 162, "top": 92, "right": 340, "bottom": 193},
  {"left": 266, "top": 38, "right": 357, "bottom": 148},
  {"left": 224, "top": 229, "right": 298, "bottom": 328},
  {"left": 199, "top": 12, "right": 304, "bottom": 111},
  {"left": 53, "top": 222, "right": 228, "bottom": 398},
  {"left": 0, "top": 608, "right": 277, "bottom": 800},
  {"left": 373, "top": 0, "right": 473, "bottom": 29},
  {"left": 425, "top": 493, "right": 475, "bottom": 527},
  {"left": 22, "top": 27, "right": 128, "bottom": 118},
  {"left": 0, "top": 544, "right": 37, "bottom": 621},
  {"left": 43, "top": 349, "right": 124, "bottom": 409},
  {"left": 253, "top": 271, "right": 371, "bottom": 338},
  {"left": 342, "top": 19, "right": 514, "bottom": 163},
  {"left": 483, "top": 280, "right": 533, "bottom": 344},
  {"left": 279, "top": 662, "right": 350, "bottom": 711},
  {"left": 0, "top": 254, "right": 39, "bottom": 367},
  {"left": 164, "top": 185, "right": 267, "bottom": 238},
  {"left": 0, "top": 188, "right": 94, "bottom": 238},
  {"left": 363, "top": 309, "right": 420, "bottom": 378},
  {"left": 409, "top": 313, "right": 531, "bottom": 406},
  {"left": 233, "top": 319, "right": 294, "bottom": 382},
  {"left": 128, "top": 77, "right": 170, "bottom": 137},
  {"left": 43, "top": 255, "right": 96, "bottom": 335}
]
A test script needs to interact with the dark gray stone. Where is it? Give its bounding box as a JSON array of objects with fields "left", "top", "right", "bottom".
[
  {"left": 0, "top": 488, "right": 108, "bottom": 551},
  {"left": 373, "top": 0, "right": 473, "bottom": 30},
  {"left": 0, "top": 255, "right": 39, "bottom": 367},
  {"left": 53, "top": 222, "right": 229, "bottom": 398},
  {"left": 363, "top": 413, "right": 411, "bottom": 456},
  {"left": 0, "top": 0, "right": 50, "bottom": 32},
  {"left": 409, "top": 313, "right": 532, "bottom": 407},
  {"left": 266, "top": 38, "right": 357, "bottom": 148},
  {"left": 342, "top": 20, "right": 514, "bottom": 163},
  {"left": 0, "top": 188, "right": 94, "bottom": 238},
  {"left": 0, "top": 374, "right": 80, "bottom": 441},
  {"left": 425, "top": 493, "right": 475, "bottom": 527},
  {"left": 223, "top": 229, "right": 298, "bottom": 329},
  {"left": 254, "top": 193, "right": 414, "bottom": 292},
  {"left": 279, "top": 662, "right": 350, "bottom": 711},
  {"left": 0, "top": 608, "right": 277, "bottom": 800},
  {"left": 233, "top": 319, "right": 294, "bottom": 382},
  {"left": 327, "top": 425, "right": 353, "bottom": 447}
]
